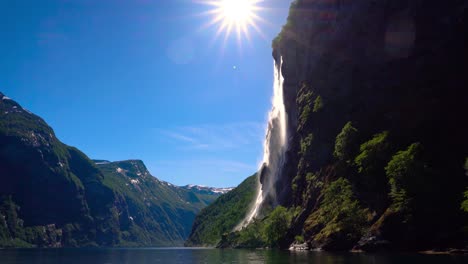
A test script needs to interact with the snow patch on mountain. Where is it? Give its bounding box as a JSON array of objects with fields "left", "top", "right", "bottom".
[
  {"left": 181, "top": 185, "right": 234, "bottom": 194},
  {"left": 95, "top": 161, "right": 110, "bottom": 165}
]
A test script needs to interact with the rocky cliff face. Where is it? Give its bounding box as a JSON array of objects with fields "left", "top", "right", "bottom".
[
  {"left": 96, "top": 160, "right": 222, "bottom": 245},
  {"left": 0, "top": 92, "right": 103, "bottom": 247},
  {"left": 0, "top": 94, "right": 222, "bottom": 247},
  {"left": 270, "top": 0, "right": 468, "bottom": 250}
]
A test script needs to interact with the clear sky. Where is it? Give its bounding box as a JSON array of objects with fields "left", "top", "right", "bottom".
[{"left": 0, "top": 0, "right": 292, "bottom": 187}]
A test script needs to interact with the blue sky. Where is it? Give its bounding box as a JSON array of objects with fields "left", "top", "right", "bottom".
[{"left": 0, "top": 0, "right": 292, "bottom": 187}]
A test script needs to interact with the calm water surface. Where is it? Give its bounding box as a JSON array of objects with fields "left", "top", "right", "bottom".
[{"left": 0, "top": 248, "right": 466, "bottom": 264}]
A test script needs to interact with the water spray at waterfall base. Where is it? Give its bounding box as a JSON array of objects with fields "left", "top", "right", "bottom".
[{"left": 236, "top": 58, "right": 288, "bottom": 229}]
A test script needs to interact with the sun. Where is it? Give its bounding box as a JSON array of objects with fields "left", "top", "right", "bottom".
[
  {"left": 200, "top": 0, "right": 264, "bottom": 42},
  {"left": 219, "top": 0, "right": 255, "bottom": 27}
]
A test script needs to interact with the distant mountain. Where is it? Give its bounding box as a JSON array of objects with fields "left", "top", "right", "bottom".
[
  {"left": 0, "top": 92, "right": 222, "bottom": 248},
  {"left": 181, "top": 185, "right": 234, "bottom": 195},
  {"left": 95, "top": 160, "right": 222, "bottom": 246},
  {"left": 92, "top": 160, "right": 111, "bottom": 164}
]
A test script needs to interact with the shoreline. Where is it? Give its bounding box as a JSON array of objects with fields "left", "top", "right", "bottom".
[
  {"left": 1, "top": 245, "right": 467, "bottom": 255},
  {"left": 419, "top": 249, "right": 468, "bottom": 255}
]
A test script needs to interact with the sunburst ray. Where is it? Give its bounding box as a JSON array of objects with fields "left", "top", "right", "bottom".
[{"left": 197, "top": 0, "right": 265, "bottom": 45}]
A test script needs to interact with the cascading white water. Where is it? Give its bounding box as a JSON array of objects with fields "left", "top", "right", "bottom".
[{"left": 236, "top": 58, "right": 288, "bottom": 229}]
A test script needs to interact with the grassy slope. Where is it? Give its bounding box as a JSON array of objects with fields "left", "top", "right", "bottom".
[{"left": 185, "top": 174, "right": 257, "bottom": 246}]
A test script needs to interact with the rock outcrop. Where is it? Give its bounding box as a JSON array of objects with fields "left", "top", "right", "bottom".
[{"left": 270, "top": 0, "right": 468, "bottom": 251}]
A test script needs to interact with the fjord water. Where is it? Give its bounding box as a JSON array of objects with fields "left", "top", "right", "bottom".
[{"left": 1, "top": 248, "right": 466, "bottom": 264}]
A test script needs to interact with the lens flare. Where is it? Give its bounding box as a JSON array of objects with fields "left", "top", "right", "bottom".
[
  {"left": 220, "top": 0, "right": 255, "bottom": 26},
  {"left": 199, "top": 0, "right": 265, "bottom": 44}
]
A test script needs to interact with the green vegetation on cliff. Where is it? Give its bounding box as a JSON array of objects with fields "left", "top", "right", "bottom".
[
  {"left": 185, "top": 174, "right": 257, "bottom": 246},
  {"left": 216, "top": 205, "right": 295, "bottom": 249},
  {"left": 385, "top": 143, "right": 425, "bottom": 212},
  {"left": 333, "top": 122, "right": 358, "bottom": 163},
  {"left": 305, "top": 178, "right": 369, "bottom": 250}
]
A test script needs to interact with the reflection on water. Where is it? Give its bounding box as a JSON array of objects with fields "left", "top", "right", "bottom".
[{"left": 0, "top": 248, "right": 466, "bottom": 264}]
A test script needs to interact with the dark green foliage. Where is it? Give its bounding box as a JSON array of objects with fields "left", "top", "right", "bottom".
[
  {"left": 306, "top": 172, "right": 323, "bottom": 189},
  {"left": 293, "top": 133, "right": 315, "bottom": 196},
  {"left": 385, "top": 143, "right": 425, "bottom": 212},
  {"left": 299, "top": 133, "right": 314, "bottom": 156},
  {"left": 353, "top": 132, "right": 392, "bottom": 211},
  {"left": 297, "top": 87, "right": 313, "bottom": 130},
  {"left": 461, "top": 190, "right": 468, "bottom": 213},
  {"left": 0, "top": 196, "right": 62, "bottom": 248},
  {"left": 299, "top": 105, "right": 311, "bottom": 129},
  {"left": 334, "top": 122, "right": 359, "bottom": 163},
  {"left": 215, "top": 205, "right": 298, "bottom": 248},
  {"left": 295, "top": 235, "right": 304, "bottom": 243},
  {"left": 313, "top": 96, "right": 324, "bottom": 112},
  {"left": 305, "top": 178, "right": 368, "bottom": 246},
  {"left": 223, "top": 219, "right": 266, "bottom": 248},
  {"left": 355, "top": 132, "right": 391, "bottom": 174},
  {"left": 221, "top": 220, "right": 264, "bottom": 249},
  {"left": 185, "top": 174, "right": 257, "bottom": 246},
  {"left": 0, "top": 196, "right": 22, "bottom": 247},
  {"left": 297, "top": 86, "right": 313, "bottom": 105},
  {"left": 264, "top": 206, "right": 290, "bottom": 247},
  {"left": 1, "top": 196, "right": 21, "bottom": 238}
]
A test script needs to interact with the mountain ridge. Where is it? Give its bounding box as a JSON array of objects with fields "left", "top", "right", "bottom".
[
  {"left": 0, "top": 93, "right": 224, "bottom": 248},
  {"left": 181, "top": 185, "right": 234, "bottom": 195}
]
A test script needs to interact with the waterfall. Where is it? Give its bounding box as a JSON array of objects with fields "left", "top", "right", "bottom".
[{"left": 237, "top": 58, "right": 288, "bottom": 229}]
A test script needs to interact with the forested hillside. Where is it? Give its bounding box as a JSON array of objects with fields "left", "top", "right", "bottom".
[{"left": 185, "top": 174, "right": 257, "bottom": 247}]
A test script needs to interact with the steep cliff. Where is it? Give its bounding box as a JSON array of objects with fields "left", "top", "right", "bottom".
[
  {"left": 0, "top": 93, "right": 222, "bottom": 247},
  {"left": 0, "top": 92, "right": 109, "bottom": 247},
  {"left": 193, "top": 0, "right": 468, "bottom": 251},
  {"left": 271, "top": 0, "right": 468, "bottom": 251}
]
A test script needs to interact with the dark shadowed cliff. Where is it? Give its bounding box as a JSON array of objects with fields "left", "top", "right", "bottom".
[
  {"left": 188, "top": 0, "right": 468, "bottom": 251},
  {"left": 273, "top": 0, "right": 468, "bottom": 251}
]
